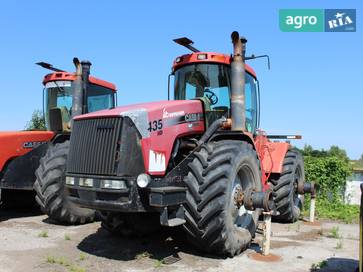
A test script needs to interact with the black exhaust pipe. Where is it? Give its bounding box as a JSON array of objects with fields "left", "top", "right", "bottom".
[
  {"left": 81, "top": 60, "right": 91, "bottom": 114},
  {"left": 71, "top": 58, "right": 83, "bottom": 119},
  {"left": 71, "top": 58, "right": 92, "bottom": 120},
  {"left": 230, "top": 31, "right": 247, "bottom": 131}
]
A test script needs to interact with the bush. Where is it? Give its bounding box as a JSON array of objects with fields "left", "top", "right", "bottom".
[{"left": 301, "top": 145, "right": 358, "bottom": 223}]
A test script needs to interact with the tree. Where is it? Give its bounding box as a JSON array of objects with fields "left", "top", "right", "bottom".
[
  {"left": 25, "top": 110, "right": 46, "bottom": 130},
  {"left": 328, "top": 145, "right": 349, "bottom": 162}
]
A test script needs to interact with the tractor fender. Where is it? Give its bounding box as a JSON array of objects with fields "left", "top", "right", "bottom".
[
  {"left": 209, "top": 131, "right": 256, "bottom": 149},
  {"left": 261, "top": 141, "right": 290, "bottom": 174},
  {"left": 0, "top": 131, "right": 54, "bottom": 172}
]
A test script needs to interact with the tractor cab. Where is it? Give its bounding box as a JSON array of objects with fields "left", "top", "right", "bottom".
[
  {"left": 42, "top": 72, "right": 117, "bottom": 132},
  {"left": 172, "top": 52, "right": 259, "bottom": 133}
]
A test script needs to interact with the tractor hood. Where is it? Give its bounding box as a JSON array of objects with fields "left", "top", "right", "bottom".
[
  {"left": 74, "top": 100, "right": 205, "bottom": 138},
  {"left": 71, "top": 100, "right": 205, "bottom": 175}
]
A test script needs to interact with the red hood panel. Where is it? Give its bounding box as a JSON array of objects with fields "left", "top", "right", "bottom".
[{"left": 74, "top": 100, "right": 200, "bottom": 120}]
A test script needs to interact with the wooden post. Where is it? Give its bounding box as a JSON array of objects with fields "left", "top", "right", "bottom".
[
  {"left": 262, "top": 212, "right": 272, "bottom": 256},
  {"left": 309, "top": 197, "right": 316, "bottom": 223}
]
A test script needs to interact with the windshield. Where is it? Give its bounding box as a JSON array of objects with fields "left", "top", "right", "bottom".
[
  {"left": 44, "top": 81, "right": 115, "bottom": 128},
  {"left": 174, "top": 63, "right": 259, "bottom": 133}
]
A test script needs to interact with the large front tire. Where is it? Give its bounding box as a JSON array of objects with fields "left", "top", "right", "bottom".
[
  {"left": 183, "top": 140, "right": 261, "bottom": 257},
  {"left": 271, "top": 150, "right": 305, "bottom": 223},
  {"left": 33, "top": 141, "right": 95, "bottom": 224}
]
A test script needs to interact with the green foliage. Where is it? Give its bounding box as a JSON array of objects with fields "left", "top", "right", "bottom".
[
  {"left": 25, "top": 110, "right": 46, "bottom": 130},
  {"left": 316, "top": 199, "right": 359, "bottom": 223},
  {"left": 301, "top": 145, "right": 358, "bottom": 222},
  {"left": 304, "top": 156, "right": 351, "bottom": 201}
]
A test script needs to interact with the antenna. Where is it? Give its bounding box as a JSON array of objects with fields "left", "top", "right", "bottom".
[
  {"left": 35, "top": 62, "right": 65, "bottom": 72},
  {"left": 245, "top": 54, "right": 271, "bottom": 70},
  {"left": 173, "top": 37, "right": 200, "bottom": 52}
]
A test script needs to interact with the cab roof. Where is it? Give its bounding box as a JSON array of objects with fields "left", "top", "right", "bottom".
[
  {"left": 172, "top": 52, "right": 257, "bottom": 78},
  {"left": 42, "top": 72, "right": 117, "bottom": 92}
]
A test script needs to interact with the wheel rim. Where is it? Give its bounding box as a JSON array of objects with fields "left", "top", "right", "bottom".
[{"left": 230, "top": 165, "right": 256, "bottom": 229}]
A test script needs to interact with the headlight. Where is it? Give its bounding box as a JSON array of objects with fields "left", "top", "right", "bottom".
[
  {"left": 101, "top": 179, "right": 126, "bottom": 190},
  {"left": 79, "top": 178, "right": 94, "bottom": 187},
  {"left": 136, "top": 174, "right": 151, "bottom": 188},
  {"left": 65, "top": 176, "right": 75, "bottom": 185}
]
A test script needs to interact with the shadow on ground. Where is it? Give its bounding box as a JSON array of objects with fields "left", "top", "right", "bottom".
[
  {"left": 311, "top": 257, "right": 359, "bottom": 272},
  {"left": 77, "top": 226, "right": 223, "bottom": 261},
  {"left": 0, "top": 205, "right": 42, "bottom": 222}
]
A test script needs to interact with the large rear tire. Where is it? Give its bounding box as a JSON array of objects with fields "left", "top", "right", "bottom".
[
  {"left": 271, "top": 149, "right": 305, "bottom": 223},
  {"left": 33, "top": 141, "right": 95, "bottom": 224},
  {"left": 182, "top": 140, "right": 261, "bottom": 257}
]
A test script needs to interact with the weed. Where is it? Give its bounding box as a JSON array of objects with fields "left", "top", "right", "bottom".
[
  {"left": 64, "top": 234, "right": 71, "bottom": 241},
  {"left": 79, "top": 253, "right": 86, "bottom": 261},
  {"left": 136, "top": 251, "right": 151, "bottom": 260},
  {"left": 329, "top": 226, "right": 340, "bottom": 239},
  {"left": 38, "top": 230, "right": 49, "bottom": 238},
  {"left": 311, "top": 260, "right": 328, "bottom": 271},
  {"left": 335, "top": 240, "right": 343, "bottom": 249},
  {"left": 69, "top": 265, "right": 86, "bottom": 272},
  {"left": 154, "top": 260, "right": 163, "bottom": 268},
  {"left": 45, "top": 255, "right": 86, "bottom": 272},
  {"left": 46, "top": 256, "right": 56, "bottom": 264}
]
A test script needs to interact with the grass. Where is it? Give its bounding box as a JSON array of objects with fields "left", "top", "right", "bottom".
[
  {"left": 329, "top": 226, "right": 340, "bottom": 239},
  {"left": 38, "top": 230, "right": 49, "bottom": 238},
  {"left": 64, "top": 234, "right": 71, "bottom": 241},
  {"left": 304, "top": 197, "right": 359, "bottom": 224},
  {"left": 45, "top": 255, "right": 86, "bottom": 272},
  {"left": 311, "top": 260, "right": 328, "bottom": 271}
]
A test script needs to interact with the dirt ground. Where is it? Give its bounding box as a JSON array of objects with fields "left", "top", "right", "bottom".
[{"left": 0, "top": 207, "right": 359, "bottom": 272}]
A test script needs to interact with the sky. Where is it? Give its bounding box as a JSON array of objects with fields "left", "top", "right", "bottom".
[{"left": 0, "top": 1, "right": 362, "bottom": 159}]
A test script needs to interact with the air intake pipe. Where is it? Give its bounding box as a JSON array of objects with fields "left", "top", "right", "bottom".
[{"left": 230, "top": 31, "right": 247, "bottom": 131}]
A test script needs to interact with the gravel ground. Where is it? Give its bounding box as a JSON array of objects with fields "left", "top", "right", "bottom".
[{"left": 0, "top": 208, "right": 359, "bottom": 272}]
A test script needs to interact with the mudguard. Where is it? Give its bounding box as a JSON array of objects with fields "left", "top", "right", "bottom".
[{"left": 0, "top": 131, "right": 54, "bottom": 172}]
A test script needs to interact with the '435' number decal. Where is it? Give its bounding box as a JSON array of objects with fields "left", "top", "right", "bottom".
[{"left": 148, "top": 119, "right": 163, "bottom": 132}]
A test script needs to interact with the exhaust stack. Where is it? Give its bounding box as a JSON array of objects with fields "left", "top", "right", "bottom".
[
  {"left": 71, "top": 58, "right": 92, "bottom": 120},
  {"left": 230, "top": 31, "right": 247, "bottom": 131},
  {"left": 81, "top": 60, "right": 92, "bottom": 114},
  {"left": 71, "top": 58, "right": 83, "bottom": 119}
]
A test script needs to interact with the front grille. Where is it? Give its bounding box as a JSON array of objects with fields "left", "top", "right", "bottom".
[{"left": 67, "top": 117, "right": 122, "bottom": 176}]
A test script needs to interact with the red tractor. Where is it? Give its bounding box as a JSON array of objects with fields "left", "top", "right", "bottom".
[
  {"left": 63, "top": 32, "right": 310, "bottom": 256},
  {"left": 0, "top": 59, "right": 117, "bottom": 224}
]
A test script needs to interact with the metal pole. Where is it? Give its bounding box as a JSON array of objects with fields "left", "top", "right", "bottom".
[
  {"left": 262, "top": 212, "right": 271, "bottom": 256},
  {"left": 309, "top": 197, "right": 316, "bottom": 223}
]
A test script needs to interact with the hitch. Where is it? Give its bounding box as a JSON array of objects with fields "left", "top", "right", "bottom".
[
  {"left": 298, "top": 181, "right": 316, "bottom": 198},
  {"left": 243, "top": 188, "right": 274, "bottom": 212}
]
